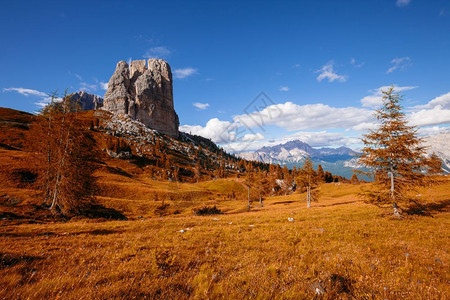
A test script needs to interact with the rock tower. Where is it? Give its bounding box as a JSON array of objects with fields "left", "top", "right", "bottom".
[{"left": 103, "top": 59, "right": 179, "bottom": 138}]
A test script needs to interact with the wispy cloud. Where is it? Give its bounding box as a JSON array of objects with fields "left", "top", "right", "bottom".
[
  {"left": 174, "top": 68, "right": 197, "bottom": 79},
  {"left": 360, "top": 85, "right": 418, "bottom": 108},
  {"left": 3, "top": 87, "right": 63, "bottom": 108},
  {"left": 3, "top": 87, "right": 48, "bottom": 97},
  {"left": 279, "top": 86, "right": 289, "bottom": 92},
  {"left": 144, "top": 46, "right": 171, "bottom": 59},
  {"left": 193, "top": 102, "right": 209, "bottom": 110},
  {"left": 100, "top": 81, "right": 108, "bottom": 90},
  {"left": 241, "top": 133, "right": 265, "bottom": 142},
  {"left": 396, "top": 0, "right": 411, "bottom": 7},
  {"left": 34, "top": 97, "right": 60, "bottom": 108},
  {"left": 80, "top": 82, "right": 99, "bottom": 92},
  {"left": 387, "top": 57, "right": 412, "bottom": 73},
  {"left": 350, "top": 58, "right": 365, "bottom": 68},
  {"left": 315, "top": 62, "right": 347, "bottom": 83}
]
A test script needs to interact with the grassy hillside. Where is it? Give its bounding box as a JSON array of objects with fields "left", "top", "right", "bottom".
[{"left": 1, "top": 107, "right": 449, "bottom": 298}]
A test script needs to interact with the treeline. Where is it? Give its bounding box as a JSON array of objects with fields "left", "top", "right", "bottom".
[{"left": 106, "top": 133, "right": 349, "bottom": 188}]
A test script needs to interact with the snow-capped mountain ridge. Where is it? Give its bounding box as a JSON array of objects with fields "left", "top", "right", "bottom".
[
  {"left": 238, "top": 133, "right": 450, "bottom": 177},
  {"left": 238, "top": 140, "right": 357, "bottom": 164}
]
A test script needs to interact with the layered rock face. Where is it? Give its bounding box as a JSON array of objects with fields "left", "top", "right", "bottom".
[
  {"left": 103, "top": 59, "right": 179, "bottom": 138},
  {"left": 69, "top": 91, "right": 103, "bottom": 110}
]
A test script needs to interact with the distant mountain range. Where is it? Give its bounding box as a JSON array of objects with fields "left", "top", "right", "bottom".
[
  {"left": 238, "top": 133, "right": 450, "bottom": 179},
  {"left": 238, "top": 140, "right": 364, "bottom": 179},
  {"left": 239, "top": 140, "right": 357, "bottom": 164}
]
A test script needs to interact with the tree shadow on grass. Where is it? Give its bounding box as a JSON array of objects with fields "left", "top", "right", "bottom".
[
  {"left": 105, "top": 166, "right": 134, "bottom": 178},
  {"left": 405, "top": 199, "right": 450, "bottom": 216},
  {"left": 0, "top": 253, "right": 42, "bottom": 269},
  {"left": 81, "top": 204, "right": 128, "bottom": 220},
  {"left": 0, "top": 229, "right": 119, "bottom": 238},
  {"left": 272, "top": 200, "right": 296, "bottom": 205}
]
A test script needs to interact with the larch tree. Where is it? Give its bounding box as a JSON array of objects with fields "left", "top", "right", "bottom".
[
  {"left": 243, "top": 170, "right": 254, "bottom": 210},
  {"left": 317, "top": 164, "right": 325, "bottom": 183},
  {"left": 358, "top": 86, "right": 439, "bottom": 205},
  {"left": 27, "top": 92, "right": 97, "bottom": 216},
  {"left": 296, "top": 156, "right": 319, "bottom": 207},
  {"left": 350, "top": 173, "right": 359, "bottom": 185}
]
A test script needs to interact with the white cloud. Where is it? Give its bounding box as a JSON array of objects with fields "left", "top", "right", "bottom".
[
  {"left": 35, "top": 96, "right": 62, "bottom": 108},
  {"left": 351, "top": 122, "right": 380, "bottom": 132},
  {"left": 360, "top": 85, "right": 418, "bottom": 108},
  {"left": 280, "top": 86, "right": 289, "bottom": 92},
  {"left": 174, "top": 68, "right": 197, "bottom": 79},
  {"left": 181, "top": 100, "right": 374, "bottom": 151},
  {"left": 3, "top": 87, "right": 61, "bottom": 108},
  {"left": 180, "top": 91, "right": 450, "bottom": 151},
  {"left": 408, "top": 92, "right": 450, "bottom": 127},
  {"left": 241, "top": 133, "right": 264, "bottom": 142},
  {"left": 74, "top": 73, "right": 83, "bottom": 81},
  {"left": 396, "top": 0, "right": 411, "bottom": 7},
  {"left": 3, "top": 87, "right": 48, "bottom": 97},
  {"left": 412, "top": 92, "right": 450, "bottom": 110},
  {"left": 193, "top": 102, "right": 209, "bottom": 110},
  {"left": 409, "top": 106, "right": 450, "bottom": 127},
  {"left": 315, "top": 62, "right": 347, "bottom": 83},
  {"left": 100, "top": 81, "right": 108, "bottom": 90},
  {"left": 180, "top": 118, "right": 237, "bottom": 144},
  {"left": 387, "top": 57, "right": 412, "bottom": 73},
  {"left": 279, "top": 131, "right": 355, "bottom": 148},
  {"left": 143, "top": 46, "right": 171, "bottom": 59},
  {"left": 235, "top": 102, "right": 372, "bottom": 131}
]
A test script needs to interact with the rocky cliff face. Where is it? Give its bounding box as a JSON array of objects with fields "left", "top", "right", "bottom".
[
  {"left": 69, "top": 91, "right": 103, "bottom": 110},
  {"left": 103, "top": 59, "right": 179, "bottom": 138}
]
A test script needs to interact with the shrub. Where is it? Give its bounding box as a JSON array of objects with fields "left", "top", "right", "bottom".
[{"left": 192, "top": 205, "right": 222, "bottom": 215}]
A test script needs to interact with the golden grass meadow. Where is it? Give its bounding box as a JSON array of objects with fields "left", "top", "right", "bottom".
[{"left": 1, "top": 152, "right": 449, "bottom": 299}]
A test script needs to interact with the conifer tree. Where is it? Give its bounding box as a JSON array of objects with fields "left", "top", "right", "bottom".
[
  {"left": 359, "top": 87, "right": 437, "bottom": 204},
  {"left": 296, "top": 157, "right": 319, "bottom": 207},
  {"left": 350, "top": 173, "right": 359, "bottom": 185},
  {"left": 324, "top": 171, "right": 333, "bottom": 183},
  {"left": 27, "top": 92, "right": 97, "bottom": 216},
  {"left": 317, "top": 164, "right": 325, "bottom": 182}
]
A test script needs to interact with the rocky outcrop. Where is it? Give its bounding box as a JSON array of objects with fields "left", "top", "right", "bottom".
[
  {"left": 103, "top": 59, "right": 179, "bottom": 138},
  {"left": 69, "top": 91, "right": 103, "bottom": 110}
]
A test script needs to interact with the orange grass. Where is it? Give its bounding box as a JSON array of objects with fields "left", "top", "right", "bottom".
[{"left": 1, "top": 180, "right": 449, "bottom": 299}]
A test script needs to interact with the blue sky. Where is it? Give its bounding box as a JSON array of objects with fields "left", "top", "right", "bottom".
[{"left": 1, "top": 0, "right": 449, "bottom": 151}]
